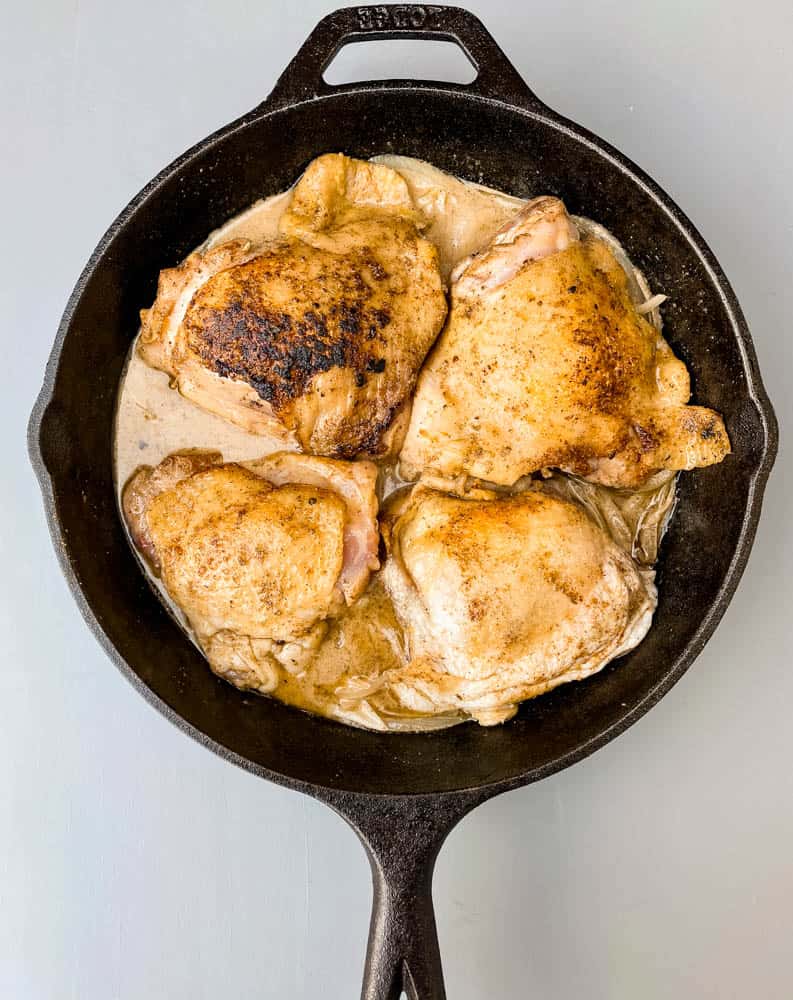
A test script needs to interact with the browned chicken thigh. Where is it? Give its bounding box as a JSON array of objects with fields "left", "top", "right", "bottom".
[
  {"left": 122, "top": 451, "right": 379, "bottom": 693},
  {"left": 380, "top": 485, "right": 655, "bottom": 724},
  {"left": 399, "top": 196, "right": 730, "bottom": 488},
  {"left": 138, "top": 154, "right": 447, "bottom": 458}
]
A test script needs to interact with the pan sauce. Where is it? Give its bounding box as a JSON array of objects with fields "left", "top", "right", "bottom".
[{"left": 114, "top": 156, "right": 672, "bottom": 731}]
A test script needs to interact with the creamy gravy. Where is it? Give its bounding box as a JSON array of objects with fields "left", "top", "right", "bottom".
[{"left": 113, "top": 156, "right": 669, "bottom": 731}]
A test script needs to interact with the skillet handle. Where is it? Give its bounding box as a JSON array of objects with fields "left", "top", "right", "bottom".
[
  {"left": 329, "top": 792, "right": 481, "bottom": 1000},
  {"left": 362, "top": 830, "right": 444, "bottom": 999},
  {"left": 261, "top": 5, "right": 543, "bottom": 112}
]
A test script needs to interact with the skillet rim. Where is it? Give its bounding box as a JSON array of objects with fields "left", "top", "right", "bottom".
[{"left": 28, "top": 81, "right": 778, "bottom": 800}]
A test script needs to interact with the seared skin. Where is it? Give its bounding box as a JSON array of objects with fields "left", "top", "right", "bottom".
[
  {"left": 121, "top": 450, "right": 221, "bottom": 572},
  {"left": 399, "top": 196, "right": 730, "bottom": 488},
  {"left": 241, "top": 452, "right": 379, "bottom": 603},
  {"left": 122, "top": 451, "right": 379, "bottom": 694},
  {"left": 380, "top": 486, "right": 655, "bottom": 723},
  {"left": 147, "top": 465, "right": 347, "bottom": 642},
  {"left": 138, "top": 154, "right": 447, "bottom": 458}
]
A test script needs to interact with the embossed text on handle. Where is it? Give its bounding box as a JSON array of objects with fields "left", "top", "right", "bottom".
[{"left": 356, "top": 6, "right": 443, "bottom": 31}]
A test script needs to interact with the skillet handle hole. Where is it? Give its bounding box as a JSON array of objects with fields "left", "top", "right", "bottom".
[{"left": 323, "top": 38, "right": 478, "bottom": 86}]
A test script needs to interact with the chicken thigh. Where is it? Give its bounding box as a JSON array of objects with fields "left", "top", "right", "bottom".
[
  {"left": 399, "top": 196, "right": 730, "bottom": 488},
  {"left": 380, "top": 485, "right": 655, "bottom": 724},
  {"left": 122, "top": 451, "right": 379, "bottom": 693},
  {"left": 138, "top": 154, "right": 447, "bottom": 458}
]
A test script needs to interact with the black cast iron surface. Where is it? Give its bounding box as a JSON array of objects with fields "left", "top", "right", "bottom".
[{"left": 28, "top": 7, "right": 777, "bottom": 999}]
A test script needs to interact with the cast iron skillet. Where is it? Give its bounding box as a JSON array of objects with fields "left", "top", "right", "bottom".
[{"left": 29, "top": 6, "right": 777, "bottom": 998}]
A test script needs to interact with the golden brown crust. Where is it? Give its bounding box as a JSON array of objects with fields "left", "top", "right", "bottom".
[
  {"left": 136, "top": 155, "right": 447, "bottom": 458},
  {"left": 122, "top": 451, "right": 381, "bottom": 649},
  {"left": 138, "top": 241, "right": 255, "bottom": 376},
  {"left": 401, "top": 227, "right": 730, "bottom": 487},
  {"left": 380, "top": 485, "right": 655, "bottom": 712},
  {"left": 240, "top": 452, "right": 380, "bottom": 602},
  {"left": 121, "top": 450, "right": 222, "bottom": 573},
  {"left": 182, "top": 243, "right": 400, "bottom": 428},
  {"left": 280, "top": 152, "right": 423, "bottom": 233},
  {"left": 146, "top": 465, "right": 348, "bottom": 642}
]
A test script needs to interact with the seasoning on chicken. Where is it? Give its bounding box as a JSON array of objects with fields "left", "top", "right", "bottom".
[
  {"left": 380, "top": 485, "right": 655, "bottom": 724},
  {"left": 122, "top": 451, "right": 379, "bottom": 694},
  {"left": 138, "top": 154, "right": 447, "bottom": 459},
  {"left": 399, "top": 196, "right": 730, "bottom": 488}
]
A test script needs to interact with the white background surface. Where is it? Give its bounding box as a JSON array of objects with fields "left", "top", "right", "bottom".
[{"left": 3, "top": 2, "right": 792, "bottom": 997}]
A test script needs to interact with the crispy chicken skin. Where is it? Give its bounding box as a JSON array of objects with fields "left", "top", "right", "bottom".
[
  {"left": 241, "top": 452, "right": 379, "bottom": 602},
  {"left": 121, "top": 450, "right": 222, "bottom": 572},
  {"left": 138, "top": 154, "right": 447, "bottom": 458},
  {"left": 380, "top": 485, "right": 655, "bottom": 723},
  {"left": 399, "top": 196, "right": 730, "bottom": 488},
  {"left": 122, "top": 451, "right": 379, "bottom": 693}
]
